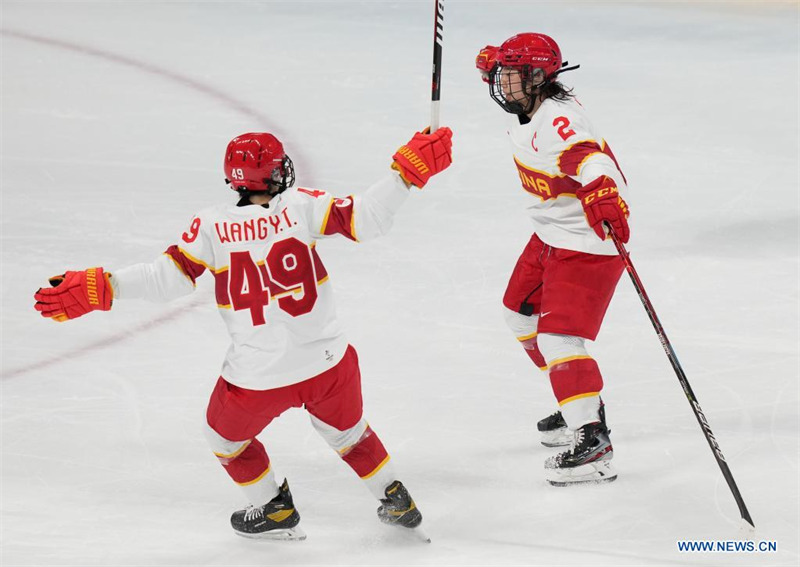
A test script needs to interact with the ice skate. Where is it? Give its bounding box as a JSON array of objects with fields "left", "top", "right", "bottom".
[
  {"left": 545, "top": 421, "right": 617, "bottom": 486},
  {"left": 538, "top": 398, "right": 606, "bottom": 448},
  {"left": 231, "top": 478, "right": 306, "bottom": 540},
  {"left": 537, "top": 410, "right": 571, "bottom": 447},
  {"left": 377, "top": 480, "right": 430, "bottom": 542}
]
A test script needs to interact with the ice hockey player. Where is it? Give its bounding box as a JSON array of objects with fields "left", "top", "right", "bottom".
[
  {"left": 33, "top": 127, "right": 452, "bottom": 539},
  {"left": 476, "top": 33, "right": 629, "bottom": 486}
]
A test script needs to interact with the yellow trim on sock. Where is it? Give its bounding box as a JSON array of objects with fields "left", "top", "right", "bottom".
[
  {"left": 360, "top": 455, "right": 391, "bottom": 479},
  {"left": 214, "top": 439, "right": 251, "bottom": 460},
  {"left": 516, "top": 331, "right": 538, "bottom": 342},
  {"left": 236, "top": 465, "right": 271, "bottom": 486},
  {"left": 546, "top": 354, "right": 593, "bottom": 371},
  {"left": 558, "top": 391, "right": 601, "bottom": 406}
]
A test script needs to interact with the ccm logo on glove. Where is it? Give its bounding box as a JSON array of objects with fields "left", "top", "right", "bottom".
[{"left": 576, "top": 175, "right": 630, "bottom": 243}]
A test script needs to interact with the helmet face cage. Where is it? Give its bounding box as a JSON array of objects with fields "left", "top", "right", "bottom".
[
  {"left": 268, "top": 155, "right": 295, "bottom": 195},
  {"left": 489, "top": 64, "right": 540, "bottom": 115}
]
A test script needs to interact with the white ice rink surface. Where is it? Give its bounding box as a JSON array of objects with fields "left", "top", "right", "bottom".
[{"left": 2, "top": 2, "right": 798, "bottom": 565}]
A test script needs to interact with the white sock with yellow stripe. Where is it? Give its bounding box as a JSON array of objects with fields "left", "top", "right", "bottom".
[
  {"left": 361, "top": 457, "right": 398, "bottom": 500},
  {"left": 310, "top": 415, "right": 396, "bottom": 500},
  {"left": 560, "top": 394, "right": 602, "bottom": 431},
  {"left": 538, "top": 332, "right": 603, "bottom": 430},
  {"left": 204, "top": 422, "right": 280, "bottom": 507},
  {"left": 238, "top": 465, "right": 280, "bottom": 508}
]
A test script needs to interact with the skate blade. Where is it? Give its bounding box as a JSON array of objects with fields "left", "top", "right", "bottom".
[
  {"left": 381, "top": 523, "right": 431, "bottom": 543},
  {"left": 539, "top": 428, "right": 571, "bottom": 448},
  {"left": 412, "top": 525, "right": 432, "bottom": 544},
  {"left": 234, "top": 526, "right": 307, "bottom": 541},
  {"left": 546, "top": 459, "right": 617, "bottom": 486}
]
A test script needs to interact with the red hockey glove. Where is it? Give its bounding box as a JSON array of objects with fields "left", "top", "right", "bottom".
[
  {"left": 391, "top": 126, "right": 453, "bottom": 188},
  {"left": 34, "top": 267, "right": 113, "bottom": 322},
  {"left": 476, "top": 45, "right": 499, "bottom": 83},
  {"left": 576, "top": 176, "right": 630, "bottom": 243}
]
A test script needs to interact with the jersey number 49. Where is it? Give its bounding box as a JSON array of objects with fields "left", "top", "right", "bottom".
[{"left": 227, "top": 237, "right": 318, "bottom": 325}]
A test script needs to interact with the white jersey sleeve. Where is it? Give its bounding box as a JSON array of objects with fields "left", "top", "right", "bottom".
[
  {"left": 111, "top": 255, "right": 195, "bottom": 302},
  {"left": 111, "top": 213, "right": 214, "bottom": 301},
  {"left": 293, "top": 171, "right": 410, "bottom": 242}
]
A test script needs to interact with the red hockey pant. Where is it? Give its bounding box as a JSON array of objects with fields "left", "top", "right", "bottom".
[
  {"left": 503, "top": 234, "right": 624, "bottom": 404},
  {"left": 205, "top": 345, "right": 389, "bottom": 487}
]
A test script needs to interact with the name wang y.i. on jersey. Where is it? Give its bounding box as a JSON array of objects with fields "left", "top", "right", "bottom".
[
  {"left": 507, "top": 97, "right": 628, "bottom": 256},
  {"left": 111, "top": 173, "right": 409, "bottom": 390}
]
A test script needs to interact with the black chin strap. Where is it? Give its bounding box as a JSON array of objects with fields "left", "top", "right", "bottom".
[{"left": 552, "top": 61, "right": 581, "bottom": 78}]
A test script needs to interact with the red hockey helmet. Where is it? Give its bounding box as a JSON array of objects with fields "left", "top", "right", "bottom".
[
  {"left": 496, "top": 33, "right": 563, "bottom": 79},
  {"left": 488, "top": 33, "right": 578, "bottom": 115},
  {"left": 224, "top": 133, "right": 295, "bottom": 194}
]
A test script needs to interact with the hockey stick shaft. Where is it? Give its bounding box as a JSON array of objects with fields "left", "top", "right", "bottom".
[
  {"left": 430, "top": 0, "right": 444, "bottom": 130},
  {"left": 606, "top": 224, "right": 754, "bottom": 528}
]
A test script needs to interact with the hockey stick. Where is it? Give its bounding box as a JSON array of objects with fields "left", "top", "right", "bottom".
[
  {"left": 430, "top": 0, "right": 444, "bottom": 130},
  {"left": 606, "top": 224, "right": 755, "bottom": 530}
]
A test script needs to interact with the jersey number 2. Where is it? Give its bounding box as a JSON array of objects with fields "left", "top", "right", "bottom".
[
  {"left": 228, "top": 237, "right": 318, "bottom": 325},
  {"left": 553, "top": 116, "right": 576, "bottom": 141}
]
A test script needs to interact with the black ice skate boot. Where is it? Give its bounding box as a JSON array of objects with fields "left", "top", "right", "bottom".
[
  {"left": 377, "top": 480, "right": 430, "bottom": 542},
  {"left": 537, "top": 398, "right": 606, "bottom": 448},
  {"left": 544, "top": 421, "right": 617, "bottom": 486},
  {"left": 537, "top": 410, "right": 570, "bottom": 447},
  {"left": 230, "top": 478, "right": 306, "bottom": 540}
]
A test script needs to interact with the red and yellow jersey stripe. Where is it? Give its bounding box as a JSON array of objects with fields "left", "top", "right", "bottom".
[
  {"left": 320, "top": 196, "right": 358, "bottom": 242},
  {"left": 513, "top": 157, "right": 581, "bottom": 201},
  {"left": 557, "top": 139, "right": 627, "bottom": 185}
]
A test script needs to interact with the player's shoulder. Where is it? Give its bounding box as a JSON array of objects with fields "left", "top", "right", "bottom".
[
  {"left": 284, "top": 186, "right": 334, "bottom": 212},
  {"left": 190, "top": 202, "right": 234, "bottom": 223},
  {"left": 537, "top": 97, "right": 599, "bottom": 152},
  {"left": 287, "top": 186, "right": 332, "bottom": 201},
  {"left": 540, "top": 97, "right": 593, "bottom": 131}
]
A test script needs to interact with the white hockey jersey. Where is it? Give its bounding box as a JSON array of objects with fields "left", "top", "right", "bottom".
[
  {"left": 506, "top": 96, "right": 628, "bottom": 255},
  {"left": 112, "top": 173, "right": 409, "bottom": 390}
]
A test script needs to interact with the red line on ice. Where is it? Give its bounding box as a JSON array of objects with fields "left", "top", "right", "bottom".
[
  {"left": 3, "top": 297, "right": 207, "bottom": 380},
  {"left": 1, "top": 28, "right": 273, "bottom": 125},
  {"left": 1, "top": 28, "right": 280, "bottom": 378}
]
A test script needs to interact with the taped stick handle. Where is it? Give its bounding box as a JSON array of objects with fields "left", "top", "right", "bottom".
[{"left": 430, "top": 0, "right": 444, "bottom": 130}]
